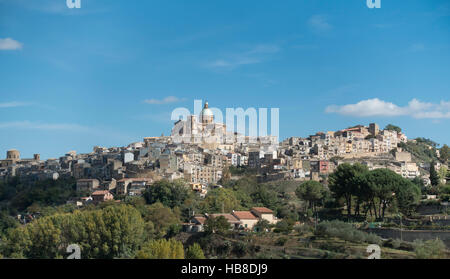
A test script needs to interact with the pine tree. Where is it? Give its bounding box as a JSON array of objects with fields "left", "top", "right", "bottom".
[{"left": 430, "top": 161, "right": 440, "bottom": 186}]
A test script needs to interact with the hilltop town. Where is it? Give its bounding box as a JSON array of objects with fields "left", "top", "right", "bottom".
[
  {"left": 1, "top": 102, "right": 449, "bottom": 259},
  {"left": 0, "top": 102, "right": 448, "bottom": 202}
]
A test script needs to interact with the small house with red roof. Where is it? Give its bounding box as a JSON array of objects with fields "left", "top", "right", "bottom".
[{"left": 92, "top": 190, "right": 114, "bottom": 203}]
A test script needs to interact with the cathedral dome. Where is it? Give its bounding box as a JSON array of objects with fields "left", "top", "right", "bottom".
[
  {"left": 201, "top": 102, "right": 214, "bottom": 124},
  {"left": 201, "top": 102, "right": 213, "bottom": 116}
]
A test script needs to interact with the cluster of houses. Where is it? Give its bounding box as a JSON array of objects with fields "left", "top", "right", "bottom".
[
  {"left": 0, "top": 108, "right": 444, "bottom": 196},
  {"left": 183, "top": 207, "right": 279, "bottom": 232}
]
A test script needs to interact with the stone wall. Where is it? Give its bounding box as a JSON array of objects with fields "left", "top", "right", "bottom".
[{"left": 367, "top": 228, "right": 450, "bottom": 248}]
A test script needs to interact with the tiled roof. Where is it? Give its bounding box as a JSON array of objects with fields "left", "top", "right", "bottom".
[
  {"left": 251, "top": 207, "right": 274, "bottom": 214},
  {"left": 210, "top": 213, "right": 240, "bottom": 223},
  {"left": 192, "top": 216, "right": 206, "bottom": 225},
  {"left": 92, "top": 190, "right": 111, "bottom": 196},
  {"left": 232, "top": 211, "right": 258, "bottom": 220}
]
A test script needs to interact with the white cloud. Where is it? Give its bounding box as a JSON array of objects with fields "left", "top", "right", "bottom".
[
  {"left": 144, "top": 96, "right": 185, "bottom": 105},
  {"left": 325, "top": 98, "right": 450, "bottom": 119},
  {"left": 308, "top": 15, "right": 332, "bottom": 32},
  {"left": 207, "top": 57, "right": 261, "bottom": 68},
  {"left": 0, "top": 101, "right": 29, "bottom": 108},
  {"left": 206, "top": 44, "right": 280, "bottom": 69},
  {"left": 0, "top": 38, "right": 23, "bottom": 50}
]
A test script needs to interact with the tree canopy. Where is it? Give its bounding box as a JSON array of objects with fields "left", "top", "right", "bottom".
[
  {"left": 384, "top": 124, "right": 402, "bottom": 133},
  {"left": 328, "top": 164, "right": 421, "bottom": 219},
  {"left": 2, "top": 205, "right": 146, "bottom": 259},
  {"left": 135, "top": 238, "right": 184, "bottom": 259},
  {"left": 295, "top": 181, "right": 326, "bottom": 212},
  {"left": 440, "top": 144, "right": 450, "bottom": 162},
  {"left": 143, "top": 179, "right": 191, "bottom": 208}
]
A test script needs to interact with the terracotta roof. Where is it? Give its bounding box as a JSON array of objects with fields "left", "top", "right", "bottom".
[
  {"left": 232, "top": 211, "right": 258, "bottom": 220},
  {"left": 251, "top": 207, "right": 274, "bottom": 214},
  {"left": 210, "top": 213, "right": 240, "bottom": 223},
  {"left": 92, "top": 190, "right": 111, "bottom": 196},
  {"left": 192, "top": 216, "right": 206, "bottom": 225}
]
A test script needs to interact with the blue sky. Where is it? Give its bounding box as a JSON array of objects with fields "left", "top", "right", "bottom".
[{"left": 0, "top": 0, "right": 449, "bottom": 159}]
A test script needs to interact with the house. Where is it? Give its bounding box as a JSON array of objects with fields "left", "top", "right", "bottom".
[
  {"left": 208, "top": 213, "right": 241, "bottom": 230},
  {"left": 76, "top": 179, "right": 100, "bottom": 193},
  {"left": 116, "top": 178, "right": 152, "bottom": 196},
  {"left": 91, "top": 190, "right": 114, "bottom": 203},
  {"left": 232, "top": 211, "right": 259, "bottom": 230},
  {"left": 251, "top": 207, "right": 278, "bottom": 224},
  {"left": 128, "top": 178, "right": 152, "bottom": 196},
  {"left": 183, "top": 216, "right": 207, "bottom": 232}
]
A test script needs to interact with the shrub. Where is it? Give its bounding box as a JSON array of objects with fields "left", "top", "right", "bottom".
[
  {"left": 276, "top": 237, "right": 288, "bottom": 246},
  {"left": 392, "top": 238, "right": 402, "bottom": 249},
  {"left": 316, "top": 220, "right": 382, "bottom": 245},
  {"left": 186, "top": 243, "right": 205, "bottom": 259},
  {"left": 232, "top": 242, "right": 248, "bottom": 257},
  {"left": 294, "top": 224, "right": 312, "bottom": 235},
  {"left": 413, "top": 238, "right": 446, "bottom": 259}
]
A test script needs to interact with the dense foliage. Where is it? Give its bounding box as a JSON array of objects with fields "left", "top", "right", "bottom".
[
  {"left": 0, "top": 177, "right": 77, "bottom": 214},
  {"left": 440, "top": 144, "right": 450, "bottom": 163},
  {"left": 143, "top": 179, "right": 191, "bottom": 208},
  {"left": 204, "top": 216, "right": 231, "bottom": 235},
  {"left": 295, "top": 181, "right": 327, "bottom": 213},
  {"left": 316, "top": 220, "right": 382, "bottom": 245},
  {"left": 384, "top": 124, "right": 402, "bottom": 134},
  {"left": 413, "top": 238, "right": 446, "bottom": 259},
  {"left": 398, "top": 140, "right": 438, "bottom": 163},
  {"left": 186, "top": 243, "right": 206, "bottom": 259},
  {"left": 329, "top": 164, "right": 421, "bottom": 219},
  {"left": 135, "top": 238, "right": 184, "bottom": 259},
  {"left": 2, "top": 205, "right": 146, "bottom": 259}
]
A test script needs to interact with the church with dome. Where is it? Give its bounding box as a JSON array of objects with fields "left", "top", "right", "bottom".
[{"left": 171, "top": 102, "right": 229, "bottom": 148}]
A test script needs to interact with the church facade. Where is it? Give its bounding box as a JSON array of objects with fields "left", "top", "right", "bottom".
[{"left": 171, "top": 102, "right": 229, "bottom": 148}]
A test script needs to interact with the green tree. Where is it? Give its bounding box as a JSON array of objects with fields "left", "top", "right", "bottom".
[
  {"left": 4, "top": 205, "right": 146, "bottom": 259},
  {"left": 250, "top": 185, "right": 279, "bottom": 209},
  {"left": 186, "top": 243, "right": 205, "bottom": 259},
  {"left": 295, "top": 181, "right": 326, "bottom": 213},
  {"left": 328, "top": 163, "right": 369, "bottom": 216},
  {"left": 254, "top": 219, "right": 271, "bottom": 233},
  {"left": 143, "top": 179, "right": 191, "bottom": 208},
  {"left": 143, "top": 202, "right": 180, "bottom": 238},
  {"left": 0, "top": 211, "right": 18, "bottom": 237},
  {"left": 364, "top": 169, "right": 400, "bottom": 220},
  {"left": 202, "top": 188, "right": 240, "bottom": 213},
  {"left": 135, "top": 238, "right": 184, "bottom": 259},
  {"left": 430, "top": 162, "right": 440, "bottom": 186},
  {"left": 0, "top": 177, "right": 77, "bottom": 213},
  {"left": 438, "top": 166, "right": 448, "bottom": 182},
  {"left": 273, "top": 219, "right": 294, "bottom": 234},
  {"left": 204, "top": 216, "right": 230, "bottom": 235},
  {"left": 394, "top": 179, "right": 421, "bottom": 216},
  {"left": 440, "top": 144, "right": 450, "bottom": 162},
  {"left": 385, "top": 124, "right": 402, "bottom": 134}
]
